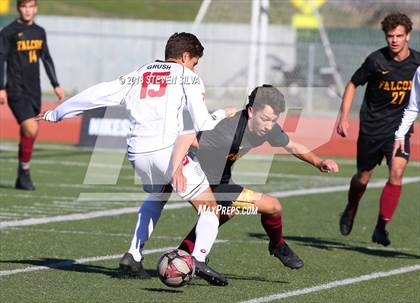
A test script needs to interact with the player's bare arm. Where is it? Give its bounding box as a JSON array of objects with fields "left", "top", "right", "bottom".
[
  {"left": 223, "top": 106, "right": 237, "bottom": 118},
  {"left": 392, "top": 139, "right": 405, "bottom": 158},
  {"left": 171, "top": 132, "right": 197, "bottom": 193},
  {"left": 337, "top": 81, "right": 357, "bottom": 137},
  {"left": 54, "top": 86, "right": 65, "bottom": 103},
  {"left": 171, "top": 106, "right": 236, "bottom": 192},
  {"left": 284, "top": 140, "right": 339, "bottom": 173}
]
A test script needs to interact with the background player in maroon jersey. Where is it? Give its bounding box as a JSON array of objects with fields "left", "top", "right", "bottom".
[
  {"left": 0, "top": 0, "right": 64, "bottom": 190},
  {"left": 337, "top": 13, "right": 420, "bottom": 246}
]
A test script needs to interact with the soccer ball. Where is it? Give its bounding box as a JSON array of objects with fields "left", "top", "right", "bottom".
[{"left": 157, "top": 249, "right": 195, "bottom": 287}]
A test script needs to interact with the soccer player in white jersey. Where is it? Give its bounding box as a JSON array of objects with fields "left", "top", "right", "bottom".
[
  {"left": 393, "top": 66, "right": 420, "bottom": 156},
  {"left": 39, "top": 32, "right": 234, "bottom": 286}
]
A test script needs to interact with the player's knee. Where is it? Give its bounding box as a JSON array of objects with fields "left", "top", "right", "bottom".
[
  {"left": 389, "top": 169, "right": 404, "bottom": 184},
  {"left": 268, "top": 197, "right": 282, "bottom": 217},
  {"left": 22, "top": 129, "right": 37, "bottom": 138},
  {"left": 21, "top": 125, "right": 38, "bottom": 138},
  {"left": 356, "top": 172, "right": 371, "bottom": 185}
]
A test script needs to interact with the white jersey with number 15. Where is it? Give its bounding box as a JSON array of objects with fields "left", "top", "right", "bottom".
[{"left": 43, "top": 61, "right": 223, "bottom": 156}]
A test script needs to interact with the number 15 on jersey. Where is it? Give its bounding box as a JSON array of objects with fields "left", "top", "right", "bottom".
[{"left": 140, "top": 71, "right": 171, "bottom": 99}]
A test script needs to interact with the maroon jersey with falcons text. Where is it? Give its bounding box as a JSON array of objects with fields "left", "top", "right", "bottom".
[
  {"left": 0, "top": 20, "right": 59, "bottom": 97},
  {"left": 351, "top": 47, "right": 420, "bottom": 138}
]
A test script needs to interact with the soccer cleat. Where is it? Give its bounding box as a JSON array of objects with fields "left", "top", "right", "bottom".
[
  {"left": 372, "top": 227, "right": 391, "bottom": 247},
  {"left": 193, "top": 257, "right": 228, "bottom": 286},
  {"left": 269, "top": 243, "right": 304, "bottom": 269},
  {"left": 15, "top": 168, "right": 35, "bottom": 191},
  {"left": 339, "top": 209, "right": 355, "bottom": 236},
  {"left": 119, "top": 252, "right": 151, "bottom": 278}
]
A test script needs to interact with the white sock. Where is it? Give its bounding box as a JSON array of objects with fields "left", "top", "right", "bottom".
[
  {"left": 128, "top": 195, "right": 166, "bottom": 262},
  {"left": 191, "top": 211, "right": 219, "bottom": 262}
]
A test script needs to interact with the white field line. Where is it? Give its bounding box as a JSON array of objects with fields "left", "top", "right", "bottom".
[
  {"left": 233, "top": 171, "right": 349, "bottom": 181},
  {"left": 3, "top": 142, "right": 420, "bottom": 166},
  {"left": 0, "top": 181, "right": 140, "bottom": 191},
  {"left": 240, "top": 264, "right": 420, "bottom": 303},
  {"left": 0, "top": 193, "right": 73, "bottom": 200},
  {"left": 242, "top": 154, "right": 420, "bottom": 167},
  {"left": 5, "top": 167, "right": 349, "bottom": 182},
  {"left": 0, "top": 212, "right": 29, "bottom": 217},
  {"left": 8, "top": 227, "right": 415, "bottom": 253},
  {"left": 0, "top": 202, "right": 189, "bottom": 229},
  {"left": 0, "top": 239, "right": 229, "bottom": 278},
  {"left": 1, "top": 177, "right": 419, "bottom": 229},
  {"left": 2, "top": 141, "right": 420, "bottom": 167},
  {"left": 0, "top": 142, "right": 127, "bottom": 152},
  {"left": 0, "top": 157, "right": 131, "bottom": 169},
  {"left": 304, "top": 242, "right": 415, "bottom": 252},
  {"left": 270, "top": 176, "right": 420, "bottom": 197},
  {"left": 1, "top": 142, "right": 85, "bottom": 151},
  {"left": 0, "top": 246, "right": 173, "bottom": 278},
  {"left": 7, "top": 227, "right": 184, "bottom": 239},
  {"left": 0, "top": 193, "right": 140, "bottom": 202},
  {"left": 3, "top": 153, "right": 420, "bottom": 168}
]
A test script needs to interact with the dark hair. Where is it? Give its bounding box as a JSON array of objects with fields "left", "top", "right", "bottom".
[
  {"left": 246, "top": 85, "right": 285, "bottom": 116},
  {"left": 17, "top": 0, "right": 37, "bottom": 7},
  {"left": 165, "top": 32, "right": 204, "bottom": 60},
  {"left": 381, "top": 13, "right": 413, "bottom": 34}
]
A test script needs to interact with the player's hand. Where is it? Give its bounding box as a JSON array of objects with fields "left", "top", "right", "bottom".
[
  {"left": 318, "top": 159, "right": 339, "bottom": 173},
  {"left": 224, "top": 106, "right": 237, "bottom": 118},
  {"left": 392, "top": 138, "right": 405, "bottom": 158},
  {"left": 34, "top": 111, "right": 46, "bottom": 121},
  {"left": 34, "top": 111, "right": 56, "bottom": 122},
  {"left": 0, "top": 90, "right": 8, "bottom": 105},
  {"left": 172, "top": 165, "right": 186, "bottom": 193},
  {"left": 337, "top": 117, "right": 349, "bottom": 137},
  {"left": 54, "top": 86, "right": 65, "bottom": 103}
]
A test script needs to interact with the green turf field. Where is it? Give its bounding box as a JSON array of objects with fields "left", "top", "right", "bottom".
[{"left": 0, "top": 142, "right": 419, "bottom": 303}]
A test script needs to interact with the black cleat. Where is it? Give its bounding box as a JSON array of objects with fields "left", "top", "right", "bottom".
[
  {"left": 119, "top": 253, "right": 151, "bottom": 278},
  {"left": 372, "top": 227, "right": 391, "bottom": 247},
  {"left": 193, "top": 257, "right": 228, "bottom": 286},
  {"left": 269, "top": 243, "right": 304, "bottom": 269},
  {"left": 339, "top": 209, "right": 355, "bottom": 236},
  {"left": 15, "top": 168, "right": 35, "bottom": 191}
]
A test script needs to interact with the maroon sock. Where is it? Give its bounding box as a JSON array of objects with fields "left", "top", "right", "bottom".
[
  {"left": 261, "top": 214, "right": 285, "bottom": 249},
  {"left": 178, "top": 214, "right": 230, "bottom": 254},
  {"left": 377, "top": 182, "right": 402, "bottom": 229},
  {"left": 18, "top": 132, "right": 36, "bottom": 168},
  {"left": 346, "top": 175, "right": 367, "bottom": 215},
  {"left": 178, "top": 225, "right": 197, "bottom": 254}
]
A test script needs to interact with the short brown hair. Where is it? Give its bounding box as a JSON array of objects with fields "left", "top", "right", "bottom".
[
  {"left": 381, "top": 13, "right": 413, "bottom": 34},
  {"left": 246, "top": 85, "right": 285, "bottom": 116},
  {"left": 165, "top": 32, "right": 204, "bottom": 60},
  {"left": 17, "top": 0, "right": 37, "bottom": 7}
]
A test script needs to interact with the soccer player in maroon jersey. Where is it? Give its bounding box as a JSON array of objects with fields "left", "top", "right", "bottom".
[
  {"left": 337, "top": 13, "right": 420, "bottom": 246},
  {"left": 0, "top": 0, "right": 64, "bottom": 190}
]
